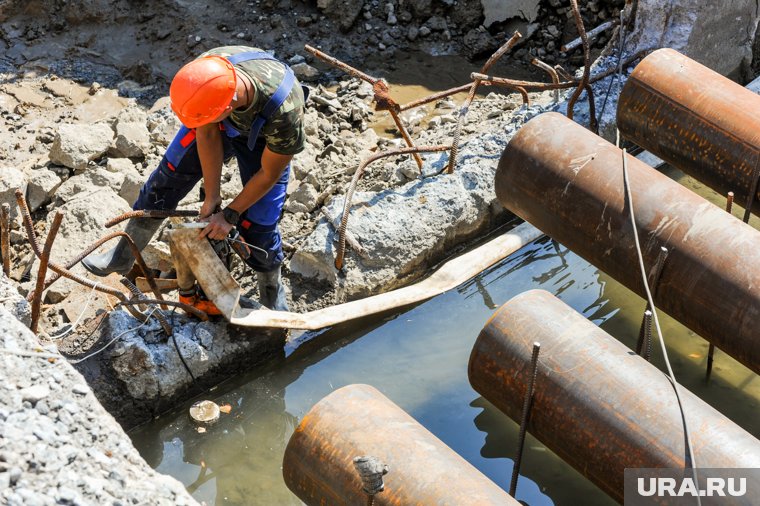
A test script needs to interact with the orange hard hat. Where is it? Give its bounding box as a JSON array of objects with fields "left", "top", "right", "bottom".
[{"left": 170, "top": 55, "right": 237, "bottom": 128}]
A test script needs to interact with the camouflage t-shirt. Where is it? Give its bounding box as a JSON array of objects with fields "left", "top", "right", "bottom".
[{"left": 201, "top": 46, "right": 305, "bottom": 155}]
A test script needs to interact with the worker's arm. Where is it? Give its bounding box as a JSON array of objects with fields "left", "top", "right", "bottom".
[
  {"left": 200, "top": 146, "right": 293, "bottom": 240},
  {"left": 196, "top": 123, "right": 225, "bottom": 219}
]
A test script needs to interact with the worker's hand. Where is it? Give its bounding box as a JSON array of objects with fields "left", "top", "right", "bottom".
[
  {"left": 199, "top": 197, "right": 222, "bottom": 219},
  {"left": 199, "top": 212, "right": 233, "bottom": 240}
]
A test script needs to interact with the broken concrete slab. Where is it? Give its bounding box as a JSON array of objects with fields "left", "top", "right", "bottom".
[
  {"left": 48, "top": 123, "right": 113, "bottom": 171},
  {"left": 626, "top": 0, "right": 760, "bottom": 78},
  {"left": 113, "top": 121, "right": 151, "bottom": 159},
  {"left": 0, "top": 167, "right": 27, "bottom": 225},
  {"left": 482, "top": 0, "right": 540, "bottom": 27},
  {"left": 25, "top": 168, "right": 62, "bottom": 211},
  {"left": 77, "top": 308, "right": 286, "bottom": 428},
  {"left": 290, "top": 158, "right": 505, "bottom": 299}
]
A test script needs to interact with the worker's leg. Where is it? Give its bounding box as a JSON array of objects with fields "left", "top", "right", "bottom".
[
  {"left": 83, "top": 126, "right": 232, "bottom": 276},
  {"left": 232, "top": 136, "right": 290, "bottom": 311}
]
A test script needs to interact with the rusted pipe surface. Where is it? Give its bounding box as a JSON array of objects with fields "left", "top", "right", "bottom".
[
  {"left": 30, "top": 211, "right": 63, "bottom": 333},
  {"left": 1, "top": 203, "right": 10, "bottom": 277},
  {"left": 496, "top": 112, "right": 760, "bottom": 374},
  {"left": 618, "top": 48, "right": 760, "bottom": 216},
  {"left": 282, "top": 384, "right": 519, "bottom": 506},
  {"left": 469, "top": 289, "right": 760, "bottom": 502}
]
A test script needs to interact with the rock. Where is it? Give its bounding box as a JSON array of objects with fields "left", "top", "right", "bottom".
[
  {"left": 141, "top": 240, "right": 172, "bottom": 272},
  {"left": 114, "top": 121, "right": 150, "bottom": 159},
  {"left": 25, "top": 169, "right": 62, "bottom": 211},
  {"left": 291, "top": 63, "right": 320, "bottom": 82},
  {"left": 147, "top": 97, "right": 181, "bottom": 147},
  {"left": 119, "top": 169, "right": 144, "bottom": 206},
  {"left": 44, "top": 285, "right": 70, "bottom": 304},
  {"left": 406, "top": 0, "right": 433, "bottom": 17},
  {"left": 289, "top": 183, "right": 319, "bottom": 211},
  {"left": 317, "top": 0, "right": 365, "bottom": 32},
  {"left": 0, "top": 166, "right": 28, "bottom": 226},
  {"left": 425, "top": 16, "right": 448, "bottom": 32},
  {"left": 407, "top": 26, "right": 419, "bottom": 41},
  {"left": 419, "top": 26, "right": 431, "bottom": 37},
  {"left": 482, "top": 0, "right": 540, "bottom": 27},
  {"left": 20, "top": 385, "right": 50, "bottom": 404},
  {"left": 49, "top": 123, "right": 113, "bottom": 171},
  {"left": 463, "top": 28, "right": 499, "bottom": 58},
  {"left": 55, "top": 170, "right": 125, "bottom": 203}
]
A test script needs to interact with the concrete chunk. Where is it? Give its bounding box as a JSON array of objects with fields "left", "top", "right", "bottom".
[{"left": 49, "top": 123, "right": 113, "bottom": 171}]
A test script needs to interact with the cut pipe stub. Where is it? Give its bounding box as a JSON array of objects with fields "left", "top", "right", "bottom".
[
  {"left": 468, "top": 289, "right": 760, "bottom": 502},
  {"left": 189, "top": 400, "right": 220, "bottom": 425},
  {"left": 282, "top": 384, "right": 519, "bottom": 506},
  {"left": 618, "top": 48, "right": 760, "bottom": 217}
]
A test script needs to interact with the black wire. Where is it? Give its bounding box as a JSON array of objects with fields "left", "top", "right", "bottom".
[{"left": 168, "top": 307, "right": 197, "bottom": 384}]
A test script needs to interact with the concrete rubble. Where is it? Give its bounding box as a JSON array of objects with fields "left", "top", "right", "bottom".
[{"left": 0, "top": 276, "right": 198, "bottom": 506}]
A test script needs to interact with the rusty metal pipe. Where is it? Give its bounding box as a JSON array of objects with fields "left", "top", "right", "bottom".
[
  {"left": 1, "top": 203, "right": 10, "bottom": 277},
  {"left": 282, "top": 384, "right": 519, "bottom": 506},
  {"left": 618, "top": 48, "right": 760, "bottom": 217},
  {"left": 468, "top": 289, "right": 760, "bottom": 502},
  {"left": 30, "top": 211, "right": 63, "bottom": 333},
  {"left": 496, "top": 112, "right": 760, "bottom": 374}
]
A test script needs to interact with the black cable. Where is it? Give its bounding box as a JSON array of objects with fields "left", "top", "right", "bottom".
[{"left": 168, "top": 308, "right": 197, "bottom": 383}]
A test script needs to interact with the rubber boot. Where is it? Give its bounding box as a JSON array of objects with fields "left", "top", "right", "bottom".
[
  {"left": 82, "top": 218, "right": 163, "bottom": 277},
  {"left": 257, "top": 265, "right": 289, "bottom": 311}
]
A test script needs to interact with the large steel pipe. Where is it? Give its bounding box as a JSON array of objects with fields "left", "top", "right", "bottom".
[
  {"left": 282, "top": 384, "right": 519, "bottom": 506},
  {"left": 618, "top": 48, "right": 760, "bottom": 215},
  {"left": 496, "top": 112, "right": 760, "bottom": 374},
  {"left": 469, "top": 289, "right": 760, "bottom": 502}
]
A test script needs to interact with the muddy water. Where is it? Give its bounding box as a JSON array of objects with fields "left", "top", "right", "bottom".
[{"left": 130, "top": 178, "right": 760, "bottom": 505}]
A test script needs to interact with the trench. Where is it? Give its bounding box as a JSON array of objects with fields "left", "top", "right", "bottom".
[{"left": 128, "top": 126, "right": 760, "bottom": 506}]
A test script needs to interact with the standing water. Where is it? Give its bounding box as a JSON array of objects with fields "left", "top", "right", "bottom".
[{"left": 130, "top": 55, "right": 760, "bottom": 504}]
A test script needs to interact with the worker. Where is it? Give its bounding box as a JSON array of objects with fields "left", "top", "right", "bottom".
[{"left": 82, "top": 46, "right": 307, "bottom": 313}]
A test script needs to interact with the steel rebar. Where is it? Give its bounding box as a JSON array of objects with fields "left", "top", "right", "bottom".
[
  {"left": 567, "top": 0, "right": 598, "bottom": 133},
  {"left": 304, "top": 44, "right": 379, "bottom": 84},
  {"left": 105, "top": 209, "right": 198, "bottom": 228},
  {"left": 636, "top": 247, "right": 668, "bottom": 343},
  {"left": 1, "top": 203, "right": 10, "bottom": 277},
  {"left": 561, "top": 19, "right": 618, "bottom": 52},
  {"left": 30, "top": 211, "right": 63, "bottom": 334},
  {"left": 553, "top": 64, "right": 573, "bottom": 81},
  {"left": 447, "top": 32, "right": 522, "bottom": 174},
  {"left": 335, "top": 145, "right": 452, "bottom": 270},
  {"left": 635, "top": 309, "right": 653, "bottom": 360},
  {"left": 398, "top": 84, "right": 472, "bottom": 112},
  {"left": 121, "top": 278, "right": 172, "bottom": 336},
  {"left": 509, "top": 341, "right": 540, "bottom": 497},
  {"left": 706, "top": 191, "right": 734, "bottom": 380},
  {"left": 388, "top": 108, "right": 424, "bottom": 171},
  {"left": 117, "top": 298, "right": 209, "bottom": 322},
  {"left": 35, "top": 230, "right": 166, "bottom": 310},
  {"left": 531, "top": 58, "right": 560, "bottom": 102}
]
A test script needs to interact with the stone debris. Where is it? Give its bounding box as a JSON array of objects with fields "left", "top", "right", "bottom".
[
  {"left": 0, "top": 278, "right": 197, "bottom": 506},
  {"left": 48, "top": 123, "right": 114, "bottom": 171}
]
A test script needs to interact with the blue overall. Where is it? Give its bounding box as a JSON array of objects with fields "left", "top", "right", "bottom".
[{"left": 134, "top": 51, "right": 297, "bottom": 272}]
